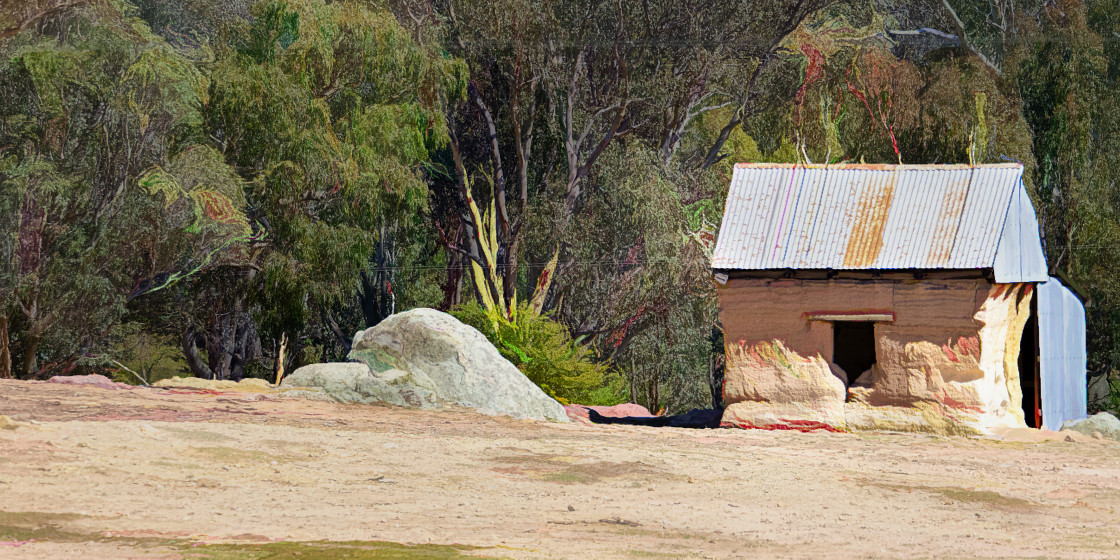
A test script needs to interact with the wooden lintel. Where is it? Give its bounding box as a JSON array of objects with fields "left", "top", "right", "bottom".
[{"left": 805, "top": 311, "right": 895, "bottom": 322}]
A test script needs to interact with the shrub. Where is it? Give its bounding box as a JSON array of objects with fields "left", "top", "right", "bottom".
[{"left": 452, "top": 301, "right": 624, "bottom": 406}]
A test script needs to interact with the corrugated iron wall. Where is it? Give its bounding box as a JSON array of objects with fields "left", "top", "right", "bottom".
[
  {"left": 1038, "top": 277, "right": 1088, "bottom": 430},
  {"left": 993, "top": 183, "right": 1048, "bottom": 283}
]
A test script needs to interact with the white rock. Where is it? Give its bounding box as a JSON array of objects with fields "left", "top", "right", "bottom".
[
  {"left": 1061, "top": 412, "right": 1120, "bottom": 441},
  {"left": 285, "top": 308, "right": 568, "bottom": 422}
]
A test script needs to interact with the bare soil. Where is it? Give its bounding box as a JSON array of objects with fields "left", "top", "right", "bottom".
[{"left": 1, "top": 378, "right": 1119, "bottom": 559}]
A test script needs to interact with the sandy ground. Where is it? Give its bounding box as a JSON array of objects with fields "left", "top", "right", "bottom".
[{"left": 1, "top": 379, "right": 1120, "bottom": 559}]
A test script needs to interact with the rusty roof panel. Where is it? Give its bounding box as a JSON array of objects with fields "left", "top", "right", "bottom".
[
  {"left": 843, "top": 169, "right": 896, "bottom": 267},
  {"left": 712, "top": 163, "right": 1046, "bottom": 277}
]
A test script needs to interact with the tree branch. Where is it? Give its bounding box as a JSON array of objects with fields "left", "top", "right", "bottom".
[
  {"left": 181, "top": 326, "right": 213, "bottom": 379},
  {"left": 446, "top": 125, "right": 482, "bottom": 263},
  {"left": 940, "top": 0, "right": 1002, "bottom": 76},
  {"left": 511, "top": 84, "right": 536, "bottom": 235},
  {"left": 469, "top": 82, "right": 509, "bottom": 231},
  {"left": 1, "top": 0, "right": 90, "bottom": 39}
]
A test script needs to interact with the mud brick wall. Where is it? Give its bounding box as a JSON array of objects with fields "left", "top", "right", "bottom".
[{"left": 717, "top": 277, "right": 1032, "bottom": 432}]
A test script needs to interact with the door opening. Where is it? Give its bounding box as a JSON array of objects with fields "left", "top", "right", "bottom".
[
  {"left": 833, "top": 321, "right": 877, "bottom": 386},
  {"left": 1018, "top": 295, "right": 1041, "bottom": 428}
]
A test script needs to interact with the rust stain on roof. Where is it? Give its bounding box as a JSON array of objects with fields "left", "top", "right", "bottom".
[
  {"left": 926, "top": 176, "right": 972, "bottom": 265},
  {"left": 842, "top": 172, "right": 896, "bottom": 267}
]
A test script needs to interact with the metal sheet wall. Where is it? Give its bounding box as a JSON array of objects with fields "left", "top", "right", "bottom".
[
  {"left": 1037, "top": 277, "right": 1088, "bottom": 430},
  {"left": 993, "top": 183, "right": 1049, "bottom": 283}
]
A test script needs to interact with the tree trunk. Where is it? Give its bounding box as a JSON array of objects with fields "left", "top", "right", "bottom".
[
  {"left": 205, "top": 312, "right": 222, "bottom": 377},
  {"left": 360, "top": 226, "right": 395, "bottom": 326},
  {"left": 708, "top": 354, "right": 725, "bottom": 410},
  {"left": 324, "top": 311, "right": 352, "bottom": 352},
  {"left": 204, "top": 296, "right": 248, "bottom": 380},
  {"left": 628, "top": 354, "right": 638, "bottom": 404},
  {"left": 503, "top": 236, "right": 521, "bottom": 306},
  {"left": 647, "top": 374, "right": 660, "bottom": 415},
  {"left": 215, "top": 311, "right": 236, "bottom": 380},
  {"left": 181, "top": 326, "right": 213, "bottom": 379},
  {"left": 274, "top": 333, "right": 288, "bottom": 385},
  {"left": 20, "top": 333, "right": 40, "bottom": 378},
  {"left": 0, "top": 316, "right": 11, "bottom": 379},
  {"left": 229, "top": 316, "right": 249, "bottom": 381},
  {"left": 440, "top": 243, "right": 464, "bottom": 310}
]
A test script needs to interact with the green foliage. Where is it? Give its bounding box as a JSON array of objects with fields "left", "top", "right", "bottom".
[
  {"left": 0, "top": 0, "right": 246, "bottom": 377},
  {"left": 451, "top": 301, "right": 624, "bottom": 406},
  {"left": 551, "top": 145, "right": 717, "bottom": 413},
  {"left": 108, "top": 329, "right": 190, "bottom": 385},
  {"left": 204, "top": 0, "right": 465, "bottom": 334}
]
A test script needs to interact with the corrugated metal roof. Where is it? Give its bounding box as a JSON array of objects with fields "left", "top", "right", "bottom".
[{"left": 712, "top": 163, "right": 1047, "bottom": 279}]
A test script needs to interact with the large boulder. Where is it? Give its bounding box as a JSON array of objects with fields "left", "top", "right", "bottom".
[
  {"left": 1061, "top": 412, "right": 1120, "bottom": 441},
  {"left": 284, "top": 308, "right": 568, "bottom": 422},
  {"left": 280, "top": 363, "right": 406, "bottom": 406}
]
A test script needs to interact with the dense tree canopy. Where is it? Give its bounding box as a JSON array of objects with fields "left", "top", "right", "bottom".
[{"left": 1, "top": 0, "right": 1118, "bottom": 413}]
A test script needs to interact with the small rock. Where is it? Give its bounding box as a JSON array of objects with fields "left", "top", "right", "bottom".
[
  {"left": 599, "top": 517, "right": 639, "bottom": 527},
  {"left": 0, "top": 415, "right": 26, "bottom": 430},
  {"left": 1064, "top": 434, "right": 1076, "bottom": 443},
  {"left": 1093, "top": 431, "right": 1103, "bottom": 440},
  {"left": 567, "top": 505, "right": 575, "bottom": 512}
]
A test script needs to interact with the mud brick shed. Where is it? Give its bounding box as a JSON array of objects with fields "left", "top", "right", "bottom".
[{"left": 711, "top": 163, "right": 1087, "bottom": 434}]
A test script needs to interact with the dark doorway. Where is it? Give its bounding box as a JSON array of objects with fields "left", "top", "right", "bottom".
[
  {"left": 1018, "top": 296, "right": 1041, "bottom": 428},
  {"left": 833, "top": 321, "right": 877, "bottom": 385}
]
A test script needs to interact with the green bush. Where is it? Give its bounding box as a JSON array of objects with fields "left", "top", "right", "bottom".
[{"left": 451, "top": 302, "right": 625, "bottom": 406}]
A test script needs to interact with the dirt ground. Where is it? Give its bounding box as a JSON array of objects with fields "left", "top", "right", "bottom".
[{"left": 1, "top": 379, "right": 1119, "bottom": 560}]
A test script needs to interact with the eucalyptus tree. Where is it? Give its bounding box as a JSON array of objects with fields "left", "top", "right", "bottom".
[
  {"left": 437, "top": 0, "right": 831, "bottom": 307},
  {"left": 181, "top": 0, "right": 466, "bottom": 378},
  {"left": 0, "top": 0, "right": 250, "bottom": 378},
  {"left": 431, "top": 0, "right": 831, "bottom": 410}
]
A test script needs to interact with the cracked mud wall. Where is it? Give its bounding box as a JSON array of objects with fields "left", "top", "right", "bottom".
[{"left": 717, "top": 277, "right": 1033, "bottom": 433}]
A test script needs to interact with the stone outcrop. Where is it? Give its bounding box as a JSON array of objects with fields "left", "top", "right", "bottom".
[
  {"left": 153, "top": 377, "right": 274, "bottom": 392},
  {"left": 283, "top": 308, "right": 568, "bottom": 422},
  {"left": 49, "top": 374, "right": 135, "bottom": 390},
  {"left": 280, "top": 363, "right": 406, "bottom": 406},
  {"left": 1062, "top": 412, "right": 1120, "bottom": 441}
]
